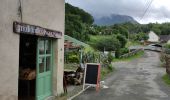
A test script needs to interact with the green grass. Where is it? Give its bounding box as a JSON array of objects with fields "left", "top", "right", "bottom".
[
  {"left": 162, "top": 74, "right": 170, "bottom": 85},
  {"left": 90, "top": 35, "right": 111, "bottom": 40},
  {"left": 88, "top": 35, "right": 112, "bottom": 44},
  {"left": 101, "top": 65, "right": 115, "bottom": 80},
  {"left": 125, "top": 41, "right": 142, "bottom": 48},
  {"left": 113, "top": 50, "right": 144, "bottom": 62}
]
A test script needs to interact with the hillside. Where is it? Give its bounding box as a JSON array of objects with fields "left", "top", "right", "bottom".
[
  {"left": 65, "top": 3, "right": 94, "bottom": 41},
  {"left": 94, "top": 14, "right": 138, "bottom": 26}
]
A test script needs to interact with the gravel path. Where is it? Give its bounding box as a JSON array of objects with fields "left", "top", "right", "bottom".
[{"left": 74, "top": 51, "right": 170, "bottom": 100}]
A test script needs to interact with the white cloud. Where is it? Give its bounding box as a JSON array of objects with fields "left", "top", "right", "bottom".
[{"left": 65, "top": 0, "right": 170, "bottom": 24}]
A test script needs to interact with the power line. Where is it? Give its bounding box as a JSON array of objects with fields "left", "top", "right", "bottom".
[{"left": 139, "top": 0, "right": 154, "bottom": 22}]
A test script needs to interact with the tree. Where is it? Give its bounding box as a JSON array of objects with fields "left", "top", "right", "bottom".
[
  {"left": 137, "top": 32, "right": 149, "bottom": 41},
  {"left": 65, "top": 3, "right": 94, "bottom": 24},
  {"left": 65, "top": 3, "right": 94, "bottom": 41},
  {"left": 116, "top": 34, "right": 127, "bottom": 48},
  {"left": 92, "top": 36, "right": 120, "bottom": 51}
]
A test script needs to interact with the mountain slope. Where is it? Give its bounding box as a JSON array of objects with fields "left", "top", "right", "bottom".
[{"left": 94, "top": 14, "right": 138, "bottom": 26}]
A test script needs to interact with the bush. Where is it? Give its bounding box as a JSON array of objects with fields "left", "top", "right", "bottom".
[
  {"left": 68, "top": 55, "right": 79, "bottom": 63},
  {"left": 107, "top": 52, "right": 113, "bottom": 64},
  {"left": 116, "top": 34, "right": 127, "bottom": 48},
  {"left": 115, "top": 49, "right": 120, "bottom": 58},
  {"left": 164, "top": 44, "right": 170, "bottom": 49},
  {"left": 91, "top": 35, "right": 120, "bottom": 51},
  {"left": 108, "top": 64, "right": 113, "bottom": 71},
  {"left": 120, "top": 48, "right": 129, "bottom": 55},
  {"left": 101, "top": 64, "right": 114, "bottom": 80},
  {"left": 68, "top": 53, "right": 79, "bottom": 63}
]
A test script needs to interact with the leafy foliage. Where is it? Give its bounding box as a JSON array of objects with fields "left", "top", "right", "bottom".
[
  {"left": 107, "top": 52, "right": 114, "bottom": 64},
  {"left": 116, "top": 34, "right": 127, "bottom": 48},
  {"left": 65, "top": 3, "right": 94, "bottom": 24},
  {"left": 129, "top": 32, "right": 148, "bottom": 41},
  {"left": 120, "top": 48, "right": 129, "bottom": 55},
  {"left": 90, "top": 35, "right": 120, "bottom": 51},
  {"left": 65, "top": 3, "right": 94, "bottom": 41},
  {"left": 66, "top": 51, "right": 79, "bottom": 63}
]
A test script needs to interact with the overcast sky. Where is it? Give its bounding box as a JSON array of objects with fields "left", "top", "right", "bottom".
[{"left": 65, "top": 0, "right": 170, "bottom": 24}]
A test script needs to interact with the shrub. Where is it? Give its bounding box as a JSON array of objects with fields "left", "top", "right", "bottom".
[
  {"left": 120, "top": 47, "right": 129, "bottom": 55},
  {"left": 107, "top": 52, "right": 113, "bottom": 64},
  {"left": 116, "top": 34, "right": 127, "bottom": 48},
  {"left": 115, "top": 49, "right": 120, "bottom": 58},
  {"left": 91, "top": 36, "right": 120, "bottom": 52},
  {"left": 108, "top": 64, "right": 113, "bottom": 71},
  {"left": 68, "top": 54, "right": 79, "bottom": 63},
  {"left": 164, "top": 44, "right": 170, "bottom": 49}
]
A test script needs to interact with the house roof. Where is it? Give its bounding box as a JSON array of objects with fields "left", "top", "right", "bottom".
[
  {"left": 159, "top": 35, "right": 170, "bottom": 42},
  {"left": 64, "top": 35, "right": 89, "bottom": 47}
]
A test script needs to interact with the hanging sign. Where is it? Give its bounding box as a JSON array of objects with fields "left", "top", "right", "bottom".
[{"left": 13, "top": 21, "right": 62, "bottom": 38}]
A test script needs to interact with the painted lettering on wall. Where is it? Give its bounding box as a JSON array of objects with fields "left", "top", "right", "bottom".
[{"left": 13, "top": 21, "right": 62, "bottom": 38}]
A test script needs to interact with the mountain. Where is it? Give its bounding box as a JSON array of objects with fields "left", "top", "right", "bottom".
[{"left": 94, "top": 14, "right": 138, "bottom": 26}]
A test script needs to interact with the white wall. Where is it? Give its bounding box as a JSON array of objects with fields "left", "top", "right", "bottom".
[
  {"left": 22, "top": 0, "right": 65, "bottom": 95},
  {"left": 0, "top": 0, "right": 20, "bottom": 99},
  {"left": 148, "top": 31, "right": 159, "bottom": 42}
]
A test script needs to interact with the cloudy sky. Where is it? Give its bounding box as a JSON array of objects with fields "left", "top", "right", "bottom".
[{"left": 65, "top": 0, "right": 170, "bottom": 24}]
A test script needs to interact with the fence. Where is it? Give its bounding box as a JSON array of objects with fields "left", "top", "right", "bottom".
[{"left": 120, "top": 49, "right": 144, "bottom": 58}]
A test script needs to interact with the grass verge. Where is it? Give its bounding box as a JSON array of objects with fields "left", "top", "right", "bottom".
[
  {"left": 112, "top": 50, "right": 144, "bottom": 62},
  {"left": 101, "top": 64, "right": 115, "bottom": 80},
  {"left": 162, "top": 74, "right": 170, "bottom": 85}
]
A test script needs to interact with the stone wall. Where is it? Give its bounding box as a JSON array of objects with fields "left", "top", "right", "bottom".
[{"left": 164, "top": 54, "right": 170, "bottom": 75}]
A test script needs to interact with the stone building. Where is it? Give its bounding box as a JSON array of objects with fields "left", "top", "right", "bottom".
[{"left": 0, "top": 0, "right": 65, "bottom": 100}]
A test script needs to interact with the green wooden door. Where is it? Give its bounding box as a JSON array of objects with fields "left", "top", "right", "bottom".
[{"left": 36, "top": 38, "right": 53, "bottom": 100}]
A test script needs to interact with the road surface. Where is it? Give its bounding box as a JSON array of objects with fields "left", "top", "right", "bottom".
[{"left": 74, "top": 51, "right": 170, "bottom": 100}]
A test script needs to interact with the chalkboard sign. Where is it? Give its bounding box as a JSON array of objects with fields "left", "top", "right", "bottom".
[
  {"left": 85, "top": 64, "right": 99, "bottom": 84},
  {"left": 83, "top": 63, "right": 100, "bottom": 90}
]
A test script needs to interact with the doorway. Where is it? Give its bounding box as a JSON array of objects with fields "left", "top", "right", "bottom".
[
  {"left": 18, "top": 34, "right": 53, "bottom": 100},
  {"left": 18, "top": 34, "right": 37, "bottom": 100}
]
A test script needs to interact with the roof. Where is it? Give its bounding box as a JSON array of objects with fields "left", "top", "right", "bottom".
[
  {"left": 64, "top": 35, "right": 89, "bottom": 47},
  {"left": 159, "top": 35, "right": 170, "bottom": 42},
  {"left": 64, "top": 40, "right": 81, "bottom": 50}
]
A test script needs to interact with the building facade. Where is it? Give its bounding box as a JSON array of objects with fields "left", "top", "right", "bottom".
[
  {"left": 147, "top": 31, "right": 159, "bottom": 43},
  {"left": 0, "top": 0, "right": 65, "bottom": 100}
]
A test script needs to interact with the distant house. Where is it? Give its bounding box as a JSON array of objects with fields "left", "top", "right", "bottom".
[
  {"left": 147, "top": 31, "right": 159, "bottom": 43},
  {"left": 159, "top": 35, "right": 170, "bottom": 44}
]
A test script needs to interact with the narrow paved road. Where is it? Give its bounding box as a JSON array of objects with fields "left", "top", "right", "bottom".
[{"left": 74, "top": 51, "right": 170, "bottom": 100}]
